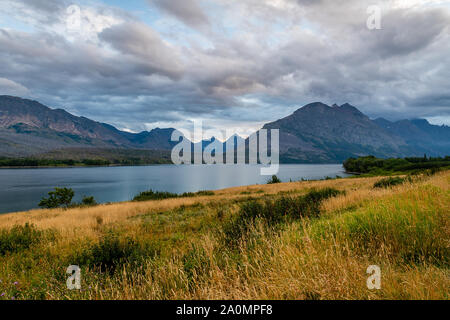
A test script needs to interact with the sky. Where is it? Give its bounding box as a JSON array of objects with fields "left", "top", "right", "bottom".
[{"left": 0, "top": 0, "right": 449, "bottom": 137}]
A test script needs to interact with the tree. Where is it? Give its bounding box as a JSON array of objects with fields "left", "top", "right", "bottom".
[
  {"left": 81, "top": 196, "right": 97, "bottom": 206},
  {"left": 267, "top": 175, "right": 282, "bottom": 184},
  {"left": 39, "top": 187, "right": 74, "bottom": 209}
]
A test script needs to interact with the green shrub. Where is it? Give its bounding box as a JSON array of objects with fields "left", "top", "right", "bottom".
[
  {"left": 222, "top": 188, "right": 343, "bottom": 247},
  {"left": 81, "top": 196, "right": 97, "bottom": 206},
  {"left": 189, "top": 190, "right": 214, "bottom": 197},
  {"left": 373, "top": 177, "right": 405, "bottom": 188},
  {"left": 179, "top": 190, "right": 214, "bottom": 197},
  {"left": 133, "top": 189, "right": 214, "bottom": 201},
  {"left": 0, "top": 224, "right": 45, "bottom": 255},
  {"left": 133, "top": 190, "right": 179, "bottom": 201},
  {"left": 70, "top": 230, "right": 159, "bottom": 273},
  {"left": 267, "top": 175, "right": 282, "bottom": 184},
  {"left": 39, "top": 187, "right": 74, "bottom": 208},
  {"left": 303, "top": 188, "right": 342, "bottom": 203}
]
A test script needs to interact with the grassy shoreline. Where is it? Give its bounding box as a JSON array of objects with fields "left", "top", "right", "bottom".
[{"left": 0, "top": 170, "right": 448, "bottom": 300}]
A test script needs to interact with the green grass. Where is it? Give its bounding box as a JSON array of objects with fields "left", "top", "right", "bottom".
[
  {"left": 310, "top": 185, "right": 449, "bottom": 266},
  {"left": 0, "top": 172, "right": 448, "bottom": 300}
]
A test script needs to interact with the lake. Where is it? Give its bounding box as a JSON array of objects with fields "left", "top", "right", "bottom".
[{"left": 0, "top": 164, "right": 350, "bottom": 214}]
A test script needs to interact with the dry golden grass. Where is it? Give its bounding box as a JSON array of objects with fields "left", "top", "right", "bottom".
[
  {"left": 0, "top": 171, "right": 448, "bottom": 300},
  {"left": 0, "top": 174, "right": 383, "bottom": 232}
]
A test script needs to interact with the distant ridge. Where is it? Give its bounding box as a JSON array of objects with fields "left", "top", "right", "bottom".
[
  {"left": 0, "top": 96, "right": 449, "bottom": 162},
  {"left": 0, "top": 95, "right": 178, "bottom": 157},
  {"left": 374, "top": 117, "right": 450, "bottom": 155}
]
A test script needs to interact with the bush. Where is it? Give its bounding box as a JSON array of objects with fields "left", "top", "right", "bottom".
[
  {"left": 38, "top": 187, "right": 74, "bottom": 208},
  {"left": 222, "top": 188, "right": 343, "bottom": 247},
  {"left": 303, "top": 188, "right": 342, "bottom": 203},
  {"left": 133, "top": 190, "right": 179, "bottom": 201},
  {"left": 81, "top": 196, "right": 97, "bottom": 206},
  {"left": 0, "top": 224, "right": 45, "bottom": 256},
  {"left": 133, "top": 189, "right": 214, "bottom": 201},
  {"left": 267, "top": 175, "right": 282, "bottom": 184},
  {"left": 373, "top": 177, "right": 405, "bottom": 189},
  {"left": 70, "top": 230, "right": 159, "bottom": 273},
  {"left": 182, "top": 190, "right": 215, "bottom": 197}
]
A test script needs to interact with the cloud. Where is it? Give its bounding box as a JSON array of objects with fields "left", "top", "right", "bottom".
[
  {"left": 0, "top": 0, "right": 449, "bottom": 134},
  {"left": 0, "top": 78, "right": 29, "bottom": 96},
  {"left": 364, "top": 8, "right": 449, "bottom": 58},
  {"left": 99, "top": 22, "right": 184, "bottom": 80},
  {"left": 0, "top": 0, "right": 69, "bottom": 26},
  {"left": 149, "top": 0, "right": 210, "bottom": 30},
  {"left": 19, "top": 0, "right": 67, "bottom": 12}
]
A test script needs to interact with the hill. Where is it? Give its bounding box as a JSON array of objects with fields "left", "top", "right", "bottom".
[
  {"left": 1, "top": 96, "right": 449, "bottom": 163},
  {"left": 0, "top": 96, "right": 177, "bottom": 157},
  {"left": 374, "top": 117, "right": 450, "bottom": 156},
  {"left": 262, "top": 102, "right": 415, "bottom": 163}
]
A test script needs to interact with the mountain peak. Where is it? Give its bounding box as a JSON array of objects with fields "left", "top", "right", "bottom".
[
  {"left": 293, "top": 102, "right": 330, "bottom": 116},
  {"left": 340, "top": 102, "right": 358, "bottom": 110},
  {"left": 293, "top": 102, "right": 366, "bottom": 118},
  {"left": 338, "top": 103, "right": 365, "bottom": 116},
  {"left": 410, "top": 118, "right": 430, "bottom": 126},
  {"left": 295, "top": 102, "right": 365, "bottom": 113},
  {"left": 302, "top": 102, "right": 330, "bottom": 109}
]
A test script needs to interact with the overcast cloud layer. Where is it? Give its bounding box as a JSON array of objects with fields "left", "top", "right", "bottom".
[{"left": 0, "top": 0, "right": 449, "bottom": 136}]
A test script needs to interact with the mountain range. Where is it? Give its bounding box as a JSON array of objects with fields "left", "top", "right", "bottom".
[{"left": 0, "top": 95, "right": 449, "bottom": 163}]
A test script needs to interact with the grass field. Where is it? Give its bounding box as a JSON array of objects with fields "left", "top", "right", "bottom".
[{"left": 0, "top": 170, "right": 448, "bottom": 300}]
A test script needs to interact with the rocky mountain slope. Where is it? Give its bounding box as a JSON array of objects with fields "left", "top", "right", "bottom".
[
  {"left": 261, "top": 102, "right": 414, "bottom": 162},
  {"left": 0, "top": 96, "right": 448, "bottom": 162},
  {"left": 0, "top": 96, "right": 176, "bottom": 157},
  {"left": 374, "top": 117, "right": 450, "bottom": 156}
]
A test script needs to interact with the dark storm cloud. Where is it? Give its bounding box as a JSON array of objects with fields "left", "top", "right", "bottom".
[{"left": 0, "top": 0, "right": 449, "bottom": 132}]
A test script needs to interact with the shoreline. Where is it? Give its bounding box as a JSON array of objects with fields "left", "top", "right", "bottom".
[
  {"left": 0, "top": 168, "right": 351, "bottom": 216},
  {"left": 0, "top": 162, "right": 345, "bottom": 169},
  {"left": 0, "top": 163, "right": 170, "bottom": 169}
]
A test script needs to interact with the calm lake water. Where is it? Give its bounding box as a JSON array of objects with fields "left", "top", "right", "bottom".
[{"left": 0, "top": 164, "right": 350, "bottom": 214}]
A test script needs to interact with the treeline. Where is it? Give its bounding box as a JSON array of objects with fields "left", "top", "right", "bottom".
[
  {"left": 0, "top": 157, "right": 172, "bottom": 167},
  {"left": 0, "top": 158, "right": 111, "bottom": 167},
  {"left": 343, "top": 155, "right": 450, "bottom": 174}
]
